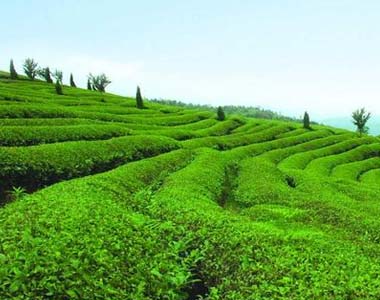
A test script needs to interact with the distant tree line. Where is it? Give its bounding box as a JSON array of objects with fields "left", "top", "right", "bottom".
[{"left": 150, "top": 99, "right": 310, "bottom": 123}]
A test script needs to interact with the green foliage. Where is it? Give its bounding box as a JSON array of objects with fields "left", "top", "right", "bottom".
[
  {"left": 0, "top": 135, "right": 180, "bottom": 194},
  {"left": 23, "top": 58, "right": 38, "bottom": 80},
  {"left": 306, "top": 143, "right": 380, "bottom": 176},
  {"left": 87, "top": 78, "right": 92, "bottom": 90},
  {"left": 9, "top": 59, "right": 18, "bottom": 79},
  {"left": 136, "top": 86, "right": 144, "bottom": 109},
  {"left": 182, "top": 123, "right": 295, "bottom": 149},
  {"left": 0, "top": 150, "right": 196, "bottom": 299},
  {"left": 352, "top": 107, "right": 371, "bottom": 136},
  {"left": 51, "top": 69, "right": 63, "bottom": 84},
  {"left": 216, "top": 106, "right": 225, "bottom": 121},
  {"left": 0, "top": 124, "right": 131, "bottom": 146},
  {"left": 9, "top": 186, "right": 27, "bottom": 201},
  {"left": 1, "top": 72, "right": 380, "bottom": 299},
  {"left": 38, "top": 67, "right": 53, "bottom": 83},
  {"left": 70, "top": 73, "right": 76, "bottom": 87},
  {"left": 303, "top": 111, "right": 311, "bottom": 129},
  {"left": 89, "top": 73, "right": 111, "bottom": 92},
  {"left": 55, "top": 79, "right": 63, "bottom": 95}
]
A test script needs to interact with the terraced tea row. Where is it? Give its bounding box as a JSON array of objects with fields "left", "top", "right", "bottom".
[
  {"left": 1, "top": 73, "right": 380, "bottom": 299},
  {"left": 0, "top": 135, "right": 179, "bottom": 197},
  {"left": 0, "top": 124, "right": 132, "bottom": 146}
]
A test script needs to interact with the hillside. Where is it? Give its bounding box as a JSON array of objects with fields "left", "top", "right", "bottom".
[{"left": 1, "top": 72, "right": 380, "bottom": 299}]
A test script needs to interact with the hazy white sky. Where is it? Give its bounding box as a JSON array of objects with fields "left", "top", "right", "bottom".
[{"left": 1, "top": 0, "right": 380, "bottom": 120}]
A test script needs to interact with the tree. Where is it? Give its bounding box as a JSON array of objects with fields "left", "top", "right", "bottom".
[
  {"left": 303, "top": 111, "right": 311, "bottom": 129},
  {"left": 88, "top": 73, "right": 111, "bottom": 92},
  {"left": 23, "top": 58, "right": 38, "bottom": 80},
  {"left": 217, "top": 106, "right": 225, "bottom": 121},
  {"left": 352, "top": 108, "right": 371, "bottom": 137},
  {"left": 38, "top": 67, "right": 53, "bottom": 83},
  {"left": 53, "top": 70, "right": 63, "bottom": 84},
  {"left": 70, "top": 73, "right": 76, "bottom": 87},
  {"left": 136, "top": 86, "right": 144, "bottom": 109},
  {"left": 9, "top": 59, "right": 18, "bottom": 79},
  {"left": 87, "top": 78, "right": 92, "bottom": 90},
  {"left": 55, "top": 79, "right": 63, "bottom": 95}
]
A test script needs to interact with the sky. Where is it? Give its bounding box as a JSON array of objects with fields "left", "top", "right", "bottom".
[{"left": 1, "top": 0, "right": 380, "bottom": 121}]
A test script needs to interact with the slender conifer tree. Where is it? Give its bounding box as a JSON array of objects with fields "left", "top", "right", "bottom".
[{"left": 10, "top": 59, "right": 18, "bottom": 79}]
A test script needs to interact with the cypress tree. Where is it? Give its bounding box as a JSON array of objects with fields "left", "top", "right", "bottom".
[
  {"left": 217, "top": 106, "right": 225, "bottom": 121},
  {"left": 44, "top": 67, "right": 53, "bottom": 83},
  {"left": 55, "top": 80, "right": 63, "bottom": 95},
  {"left": 87, "top": 79, "right": 92, "bottom": 90},
  {"left": 10, "top": 59, "right": 18, "bottom": 79},
  {"left": 303, "top": 111, "right": 311, "bottom": 129},
  {"left": 70, "top": 73, "right": 76, "bottom": 87},
  {"left": 136, "top": 86, "right": 144, "bottom": 109}
]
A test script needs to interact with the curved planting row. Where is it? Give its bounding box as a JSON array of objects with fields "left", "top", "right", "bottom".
[
  {"left": 0, "top": 125, "right": 132, "bottom": 146},
  {"left": 259, "top": 131, "right": 347, "bottom": 165},
  {"left": 0, "top": 150, "right": 197, "bottom": 299},
  {"left": 193, "top": 117, "right": 245, "bottom": 137},
  {"left": 232, "top": 121, "right": 278, "bottom": 135},
  {"left": 275, "top": 127, "right": 308, "bottom": 139},
  {"left": 279, "top": 136, "right": 375, "bottom": 171},
  {"left": 226, "top": 128, "right": 338, "bottom": 161},
  {"left": 233, "top": 156, "right": 296, "bottom": 208},
  {"left": 0, "top": 118, "right": 105, "bottom": 126},
  {"left": 131, "top": 118, "right": 246, "bottom": 141},
  {"left": 0, "top": 104, "right": 212, "bottom": 126},
  {"left": 331, "top": 157, "right": 380, "bottom": 182},
  {"left": 145, "top": 149, "right": 380, "bottom": 299},
  {"left": 360, "top": 168, "right": 380, "bottom": 185},
  {"left": 230, "top": 118, "right": 268, "bottom": 133},
  {"left": 172, "top": 118, "right": 218, "bottom": 130},
  {"left": 182, "top": 123, "right": 295, "bottom": 150},
  {"left": 65, "top": 104, "right": 161, "bottom": 115},
  {"left": 0, "top": 104, "right": 77, "bottom": 118},
  {"left": 230, "top": 131, "right": 347, "bottom": 209},
  {"left": 0, "top": 135, "right": 180, "bottom": 195},
  {"left": 305, "top": 143, "right": 380, "bottom": 176}
]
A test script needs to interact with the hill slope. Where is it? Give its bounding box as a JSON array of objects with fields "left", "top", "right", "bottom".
[{"left": 1, "top": 73, "right": 380, "bottom": 299}]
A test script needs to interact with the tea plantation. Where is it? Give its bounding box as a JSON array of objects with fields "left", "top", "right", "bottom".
[{"left": 1, "top": 71, "right": 380, "bottom": 299}]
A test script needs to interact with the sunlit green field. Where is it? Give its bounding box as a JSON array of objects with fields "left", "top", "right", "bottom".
[{"left": 1, "top": 71, "right": 380, "bottom": 299}]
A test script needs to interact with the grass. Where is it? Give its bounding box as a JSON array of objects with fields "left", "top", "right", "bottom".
[{"left": 0, "top": 72, "right": 380, "bottom": 299}]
